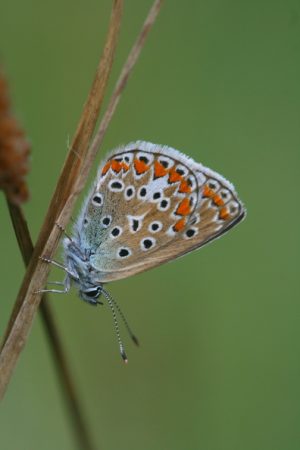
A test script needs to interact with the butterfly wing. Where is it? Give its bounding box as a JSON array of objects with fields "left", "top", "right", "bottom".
[{"left": 75, "top": 141, "right": 245, "bottom": 283}]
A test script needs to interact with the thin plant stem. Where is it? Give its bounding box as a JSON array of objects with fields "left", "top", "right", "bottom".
[
  {"left": 6, "top": 198, "right": 96, "bottom": 450},
  {"left": 0, "top": 0, "right": 163, "bottom": 399},
  {"left": 0, "top": 0, "right": 123, "bottom": 398}
]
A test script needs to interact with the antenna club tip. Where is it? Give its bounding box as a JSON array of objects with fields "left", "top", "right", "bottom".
[{"left": 121, "top": 349, "right": 128, "bottom": 363}]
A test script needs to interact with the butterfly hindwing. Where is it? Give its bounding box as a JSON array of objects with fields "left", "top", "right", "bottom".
[{"left": 77, "top": 141, "right": 245, "bottom": 282}]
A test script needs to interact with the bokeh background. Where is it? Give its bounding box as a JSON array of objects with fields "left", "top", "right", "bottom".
[{"left": 0, "top": 1, "right": 299, "bottom": 449}]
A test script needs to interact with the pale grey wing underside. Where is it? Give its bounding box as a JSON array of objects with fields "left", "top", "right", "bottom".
[{"left": 76, "top": 142, "right": 245, "bottom": 282}]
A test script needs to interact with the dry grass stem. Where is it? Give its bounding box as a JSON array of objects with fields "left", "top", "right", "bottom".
[
  {"left": 1, "top": 65, "right": 95, "bottom": 447},
  {"left": 0, "top": 0, "right": 124, "bottom": 398},
  {"left": 6, "top": 199, "right": 96, "bottom": 450},
  {"left": 0, "top": 0, "right": 163, "bottom": 398},
  {"left": 80, "top": 0, "right": 164, "bottom": 185}
]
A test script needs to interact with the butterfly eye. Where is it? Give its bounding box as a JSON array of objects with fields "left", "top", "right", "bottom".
[{"left": 83, "top": 287, "right": 101, "bottom": 299}]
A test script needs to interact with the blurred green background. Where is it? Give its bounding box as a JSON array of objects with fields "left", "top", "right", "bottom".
[{"left": 0, "top": 1, "right": 299, "bottom": 449}]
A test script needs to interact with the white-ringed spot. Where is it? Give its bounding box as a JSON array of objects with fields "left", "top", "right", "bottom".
[
  {"left": 110, "top": 226, "right": 122, "bottom": 238},
  {"left": 136, "top": 151, "right": 154, "bottom": 165},
  {"left": 157, "top": 198, "right": 170, "bottom": 211},
  {"left": 227, "top": 200, "right": 239, "bottom": 216},
  {"left": 219, "top": 188, "right": 232, "bottom": 203},
  {"left": 137, "top": 186, "right": 147, "bottom": 199},
  {"left": 92, "top": 193, "right": 103, "bottom": 206},
  {"left": 148, "top": 221, "right": 163, "bottom": 233},
  {"left": 117, "top": 247, "right": 132, "bottom": 259},
  {"left": 140, "top": 237, "right": 156, "bottom": 251},
  {"left": 109, "top": 179, "right": 124, "bottom": 192},
  {"left": 151, "top": 190, "right": 163, "bottom": 202},
  {"left": 127, "top": 214, "right": 144, "bottom": 233},
  {"left": 101, "top": 215, "right": 112, "bottom": 228},
  {"left": 207, "top": 179, "right": 220, "bottom": 192},
  {"left": 184, "top": 227, "right": 198, "bottom": 239},
  {"left": 157, "top": 156, "right": 173, "bottom": 169},
  {"left": 175, "top": 164, "right": 188, "bottom": 177},
  {"left": 124, "top": 185, "right": 135, "bottom": 200}
]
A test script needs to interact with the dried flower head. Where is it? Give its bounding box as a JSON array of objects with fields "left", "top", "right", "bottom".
[{"left": 0, "top": 71, "right": 30, "bottom": 204}]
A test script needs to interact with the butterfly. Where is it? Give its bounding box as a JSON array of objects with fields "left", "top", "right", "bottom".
[{"left": 42, "top": 141, "right": 245, "bottom": 361}]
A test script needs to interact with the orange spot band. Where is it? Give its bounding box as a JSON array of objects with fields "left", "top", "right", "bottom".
[
  {"left": 111, "top": 160, "right": 123, "bottom": 173},
  {"left": 134, "top": 159, "right": 149, "bottom": 174},
  {"left": 213, "top": 194, "right": 224, "bottom": 206},
  {"left": 101, "top": 161, "right": 111, "bottom": 175},
  {"left": 176, "top": 198, "right": 191, "bottom": 216},
  {"left": 203, "top": 185, "right": 214, "bottom": 198},
  {"left": 178, "top": 179, "right": 191, "bottom": 194},
  {"left": 154, "top": 161, "right": 168, "bottom": 178},
  {"left": 173, "top": 218, "right": 186, "bottom": 232},
  {"left": 219, "top": 207, "right": 230, "bottom": 220},
  {"left": 168, "top": 168, "right": 183, "bottom": 184}
]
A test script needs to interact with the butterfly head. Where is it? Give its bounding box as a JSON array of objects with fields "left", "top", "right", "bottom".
[{"left": 79, "top": 285, "right": 103, "bottom": 305}]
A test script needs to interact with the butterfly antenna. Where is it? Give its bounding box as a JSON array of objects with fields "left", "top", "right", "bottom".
[
  {"left": 101, "top": 289, "right": 128, "bottom": 363},
  {"left": 102, "top": 287, "right": 139, "bottom": 347}
]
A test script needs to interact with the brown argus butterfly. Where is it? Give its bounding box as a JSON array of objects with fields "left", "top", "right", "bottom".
[{"left": 42, "top": 141, "right": 245, "bottom": 361}]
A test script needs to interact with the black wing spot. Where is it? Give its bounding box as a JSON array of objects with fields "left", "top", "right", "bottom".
[
  {"left": 92, "top": 193, "right": 102, "bottom": 205},
  {"left": 141, "top": 238, "right": 155, "bottom": 250},
  {"left": 102, "top": 216, "right": 111, "bottom": 227},
  {"left": 118, "top": 248, "right": 131, "bottom": 258},
  {"left": 186, "top": 228, "right": 196, "bottom": 238},
  {"left": 111, "top": 227, "right": 121, "bottom": 237},
  {"left": 132, "top": 219, "right": 139, "bottom": 232},
  {"left": 111, "top": 181, "right": 123, "bottom": 190},
  {"left": 160, "top": 160, "right": 169, "bottom": 168},
  {"left": 139, "top": 187, "right": 147, "bottom": 197},
  {"left": 153, "top": 192, "right": 161, "bottom": 200},
  {"left": 139, "top": 156, "right": 149, "bottom": 164}
]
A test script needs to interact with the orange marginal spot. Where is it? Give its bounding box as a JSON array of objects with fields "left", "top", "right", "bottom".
[
  {"left": 154, "top": 160, "right": 168, "bottom": 178},
  {"left": 134, "top": 158, "right": 149, "bottom": 174},
  {"left": 213, "top": 194, "right": 224, "bottom": 207},
  {"left": 178, "top": 179, "right": 192, "bottom": 194},
  {"left": 219, "top": 207, "right": 230, "bottom": 220},
  {"left": 121, "top": 162, "right": 129, "bottom": 172},
  {"left": 202, "top": 184, "right": 214, "bottom": 198},
  {"left": 168, "top": 168, "right": 183, "bottom": 184},
  {"left": 101, "top": 161, "right": 111, "bottom": 176},
  {"left": 111, "top": 159, "right": 124, "bottom": 173},
  {"left": 176, "top": 198, "right": 191, "bottom": 216},
  {"left": 173, "top": 218, "right": 186, "bottom": 232}
]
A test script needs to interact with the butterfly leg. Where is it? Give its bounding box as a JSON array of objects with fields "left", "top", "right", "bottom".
[
  {"left": 39, "top": 256, "right": 79, "bottom": 280},
  {"left": 37, "top": 275, "right": 71, "bottom": 295}
]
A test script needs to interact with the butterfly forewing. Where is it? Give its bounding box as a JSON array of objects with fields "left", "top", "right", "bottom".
[{"left": 78, "top": 141, "right": 245, "bottom": 282}]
